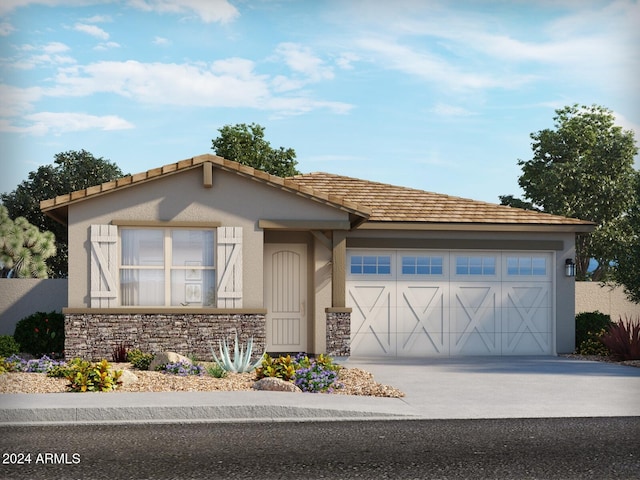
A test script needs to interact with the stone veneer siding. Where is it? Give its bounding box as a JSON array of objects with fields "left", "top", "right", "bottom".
[
  {"left": 325, "top": 310, "right": 350, "bottom": 357},
  {"left": 65, "top": 313, "right": 265, "bottom": 362}
]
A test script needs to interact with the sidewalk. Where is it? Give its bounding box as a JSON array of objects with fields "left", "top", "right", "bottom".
[{"left": 1, "top": 357, "right": 639, "bottom": 425}]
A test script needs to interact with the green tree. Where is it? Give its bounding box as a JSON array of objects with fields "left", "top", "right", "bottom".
[
  {"left": 211, "top": 123, "right": 300, "bottom": 177},
  {"left": 0, "top": 205, "right": 56, "bottom": 278},
  {"left": 501, "top": 104, "right": 638, "bottom": 281},
  {"left": 613, "top": 172, "right": 640, "bottom": 303},
  {"left": 0, "top": 150, "right": 126, "bottom": 278}
]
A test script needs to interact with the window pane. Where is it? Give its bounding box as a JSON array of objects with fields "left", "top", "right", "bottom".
[
  {"left": 121, "top": 229, "right": 163, "bottom": 266},
  {"left": 172, "top": 230, "right": 215, "bottom": 267},
  {"left": 120, "top": 269, "right": 164, "bottom": 306},
  {"left": 507, "top": 257, "right": 518, "bottom": 275},
  {"left": 532, "top": 257, "right": 547, "bottom": 275},
  {"left": 171, "top": 270, "right": 216, "bottom": 306}
]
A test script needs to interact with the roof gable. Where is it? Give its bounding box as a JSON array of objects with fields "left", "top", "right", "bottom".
[{"left": 40, "top": 154, "right": 372, "bottom": 225}]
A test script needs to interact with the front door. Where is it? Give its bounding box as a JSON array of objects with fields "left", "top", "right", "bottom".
[{"left": 265, "top": 244, "right": 307, "bottom": 352}]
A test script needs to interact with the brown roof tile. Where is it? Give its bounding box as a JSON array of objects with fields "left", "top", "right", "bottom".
[{"left": 287, "top": 172, "right": 594, "bottom": 227}]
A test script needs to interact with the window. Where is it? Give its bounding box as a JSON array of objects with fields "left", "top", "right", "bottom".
[
  {"left": 507, "top": 256, "right": 547, "bottom": 276},
  {"left": 456, "top": 256, "right": 496, "bottom": 275},
  {"left": 120, "top": 228, "right": 215, "bottom": 306},
  {"left": 350, "top": 255, "right": 391, "bottom": 275},
  {"left": 402, "top": 256, "right": 443, "bottom": 275}
]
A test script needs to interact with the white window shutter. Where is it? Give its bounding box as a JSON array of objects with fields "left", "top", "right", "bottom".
[
  {"left": 90, "top": 224, "right": 118, "bottom": 308},
  {"left": 217, "top": 226, "right": 243, "bottom": 308}
]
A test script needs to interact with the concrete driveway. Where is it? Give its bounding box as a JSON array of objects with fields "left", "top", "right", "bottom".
[{"left": 343, "top": 356, "right": 640, "bottom": 419}]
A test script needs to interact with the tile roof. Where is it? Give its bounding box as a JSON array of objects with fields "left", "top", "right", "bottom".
[
  {"left": 287, "top": 172, "right": 595, "bottom": 228},
  {"left": 40, "top": 154, "right": 372, "bottom": 223},
  {"left": 40, "top": 153, "right": 594, "bottom": 230}
]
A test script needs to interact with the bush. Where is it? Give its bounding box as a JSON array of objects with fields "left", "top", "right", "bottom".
[
  {"left": 255, "top": 354, "right": 297, "bottom": 381},
  {"left": 205, "top": 362, "right": 228, "bottom": 378},
  {"left": 576, "top": 329, "right": 610, "bottom": 356},
  {"left": 256, "top": 353, "right": 342, "bottom": 393},
  {"left": 601, "top": 317, "right": 640, "bottom": 361},
  {"left": 112, "top": 342, "right": 128, "bottom": 363},
  {"left": 157, "top": 360, "right": 204, "bottom": 376},
  {"left": 65, "top": 358, "right": 122, "bottom": 392},
  {"left": 126, "top": 349, "right": 154, "bottom": 370},
  {"left": 0, "top": 335, "right": 21, "bottom": 357},
  {"left": 13, "top": 311, "right": 64, "bottom": 357},
  {"left": 5, "top": 354, "right": 65, "bottom": 373},
  {"left": 575, "top": 311, "right": 613, "bottom": 355}
]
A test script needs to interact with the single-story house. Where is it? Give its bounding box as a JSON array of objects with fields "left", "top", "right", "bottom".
[{"left": 41, "top": 154, "right": 595, "bottom": 361}]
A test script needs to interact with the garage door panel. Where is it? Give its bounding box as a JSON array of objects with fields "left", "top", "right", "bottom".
[
  {"left": 350, "top": 332, "right": 396, "bottom": 356},
  {"left": 503, "top": 307, "right": 552, "bottom": 333},
  {"left": 397, "top": 285, "right": 447, "bottom": 331},
  {"left": 398, "top": 328, "right": 448, "bottom": 356},
  {"left": 452, "top": 331, "right": 501, "bottom": 355},
  {"left": 502, "top": 331, "right": 551, "bottom": 355},
  {"left": 505, "top": 284, "right": 551, "bottom": 309}
]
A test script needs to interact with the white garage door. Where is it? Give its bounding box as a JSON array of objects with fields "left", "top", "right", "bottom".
[{"left": 347, "top": 250, "right": 554, "bottom": 357}]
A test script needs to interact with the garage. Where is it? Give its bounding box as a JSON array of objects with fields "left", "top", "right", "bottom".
[{"left": 347, "top": 250, "right": 554, "bottom": 357}]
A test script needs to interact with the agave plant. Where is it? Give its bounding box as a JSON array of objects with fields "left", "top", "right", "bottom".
[{"left": 210, "top": 333, "right": 264, "bottom": 373}]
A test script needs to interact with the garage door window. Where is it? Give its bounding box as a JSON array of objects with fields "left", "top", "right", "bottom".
[
  {"left": 455, "top": 256, "right": 496, "bottom": 275},
  {"left": 507, "top": 256, "right": 547, "bottom": 276},
  {"left": 350, "top": 255, "right": 391, "bottom": 275},
  {"left": 401, "top": 256, "right": 443, "bottom": 275}
]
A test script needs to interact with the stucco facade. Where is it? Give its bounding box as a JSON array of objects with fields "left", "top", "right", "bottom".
[{"left": 40, "top": 155, "right": 594, "bottom": 359}]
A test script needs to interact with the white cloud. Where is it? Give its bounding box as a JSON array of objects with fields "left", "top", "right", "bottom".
[
  {"left": 74, "top": 23, "right": 109, "bottom": 40},
  {"left": 356, "top": 36, "right": 533, "bottom": 91},
  {"left": 43, "top": 58, "right": 352, "bottom": 116},
  {"left": 0, "top": 84, "right": 42, "bottom": 117},
  {"left": 43, "top": 41, "right": 70, "bottom": 54},
  {"left": 1, "top": 112, "right": 134, "bottom": 135},
  {"left": 431, "top": 103, "right": 475, "bottom": 117},
  {"left": 274, "top": 43, "right": 335, "bottom": 82},
  {"left": 83, "top": 14, "right": 112, "bottom": 23},
  {"left": 94, "top": 41, "right": 120, "bottom": 50},
  {"left": 0, "top": 22, "right": 16, "bottom": 36},
  {"left": 127, "top": 0, "right": 239, "bottom": 23},
  {"left": 153, "top": 36, "right": 170, "bottom": 46}
]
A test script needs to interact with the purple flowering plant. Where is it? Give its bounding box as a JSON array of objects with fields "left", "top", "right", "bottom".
[
  {"left": 4, "top": 354, "right": 65, "bottom": 373},
  {"left": 159, "top": 360, "right": 204, "bottom": 376},
  {"left": 292, "top": 353, "right": 343, "bottom": 393}
]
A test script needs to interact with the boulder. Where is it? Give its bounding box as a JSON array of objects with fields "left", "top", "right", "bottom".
[
  {"left": 148, "top": 352, "right": 191, "bottom": 371},
  {"left": 253, "top": 377, "right": 301, "bottom": 393},
  {"left": 117, "top": 369, "right": 139, "bottom": 387}
]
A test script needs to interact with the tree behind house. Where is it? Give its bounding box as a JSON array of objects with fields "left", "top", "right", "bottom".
[
  {"left": 211, "top": 123, "right": 300, "bottom": 177},
  {"left": 0, "top": 150, "right": 126, "bottom": 278},
  {"left": 500, "top": 104, "right": 638, "bottom": 281}
]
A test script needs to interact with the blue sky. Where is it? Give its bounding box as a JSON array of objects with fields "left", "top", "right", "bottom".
[{"left": 1, "top": 0, "right": 638, "bottom": 203}]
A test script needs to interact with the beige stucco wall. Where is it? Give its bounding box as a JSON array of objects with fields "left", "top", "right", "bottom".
[
  {"left": 575, "top": 282, "right": 640, "bottom": 320},
  {"left": 0, "top": 279, "right": 68, "bottom": 335},
  {"left": 66, "top": 166, "right": 349, "bottom": 310}
]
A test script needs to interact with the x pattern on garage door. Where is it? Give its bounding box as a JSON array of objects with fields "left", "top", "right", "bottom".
[{"left": 347, "top": 251, "right": 554, "bottom": 357}]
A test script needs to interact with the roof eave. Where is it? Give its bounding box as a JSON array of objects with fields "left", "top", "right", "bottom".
[{"left": 356, "top": 221, "right": 596, "bottom": 233}]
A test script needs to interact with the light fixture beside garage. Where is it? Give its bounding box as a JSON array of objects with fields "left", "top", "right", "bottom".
[{"left": 565, "top": 258, "right": 576, "bottom": 277}]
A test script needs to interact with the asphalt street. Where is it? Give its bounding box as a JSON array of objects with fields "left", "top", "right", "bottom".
[{"left": 1, "top": 417, "right": 639, "bottom": 480}]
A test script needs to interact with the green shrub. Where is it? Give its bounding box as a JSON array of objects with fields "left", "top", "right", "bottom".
[
  {"left": 575, "top": 311, "right": 613, "bottom": 355},
  {"left": 0, "top": 335, "right": 21, "bottom": 357},
  {"left": 601, "top": 317, "right": 640, "bottom": 361},
  {"left": 205, "top": 362, "right": 228, "bottom": 378},
  {"left": 13, "top": 311, "right": 64, "bottom": 357},
  {"left": 576, "top": 329, "right": 611, "bottom": 356},
  {"left": 64, "top": 358, "right": 122, "bottom": 392},
  {"left": 126, "top": 348, "right": 154, "bottom": 370},
  {"left": 255, "top": 354, "right": 297, "bottom": 381}
]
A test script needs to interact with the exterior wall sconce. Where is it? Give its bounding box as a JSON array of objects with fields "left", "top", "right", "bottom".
[{"left": 565, "top": 258, "right": 576, "bottom": 277}]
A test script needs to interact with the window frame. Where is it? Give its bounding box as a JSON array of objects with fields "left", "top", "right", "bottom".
[{"left": 119, "top": 226, "right": 217, "bottom": 307}]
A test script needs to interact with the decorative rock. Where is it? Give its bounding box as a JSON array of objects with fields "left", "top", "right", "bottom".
[
  {"left": 148, "top": 352, "right": 191, "bottom": 371},
  {"left": 117, "top": 369, "right": 139, "bottom": 387},
  {"left": 253, "top": 377, "right": 302, "bottom": 393}
]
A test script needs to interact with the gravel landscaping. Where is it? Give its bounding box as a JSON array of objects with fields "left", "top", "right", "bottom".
[{"left": 0, "top": 362, "right": 406, "bottom": 398}]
